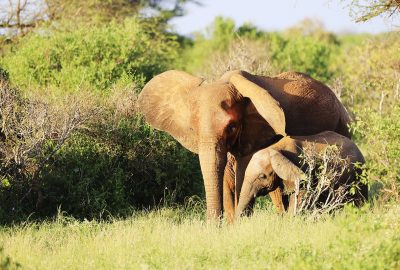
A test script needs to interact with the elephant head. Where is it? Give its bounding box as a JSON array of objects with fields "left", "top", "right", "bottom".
[
  {"left": 235, "top": 148, "right": 305, "bottom": 218},
  {"left": 137, "top": 70, "right": 286, "bottom": 220}
]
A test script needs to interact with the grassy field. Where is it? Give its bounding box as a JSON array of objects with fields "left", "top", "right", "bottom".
[{"left": 1, "top": 203, "right": 399, "bottom": 270}]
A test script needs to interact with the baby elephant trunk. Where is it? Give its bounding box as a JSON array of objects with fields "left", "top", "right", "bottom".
[{"left": 235, "top": 177, "right": 256, "bottom": 219}]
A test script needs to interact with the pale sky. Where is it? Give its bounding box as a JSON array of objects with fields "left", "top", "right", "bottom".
[{"left": 171, "top": 0, "right": 398, "bottom": 35}]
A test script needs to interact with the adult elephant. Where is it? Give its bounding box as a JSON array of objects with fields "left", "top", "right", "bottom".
[{"left": 137, "top": 70, "right": 350, "bottom": 221}]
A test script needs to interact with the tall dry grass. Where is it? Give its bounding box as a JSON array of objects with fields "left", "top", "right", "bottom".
[{"left": 0, "top": 204, "right": 399, "bottom": 270}]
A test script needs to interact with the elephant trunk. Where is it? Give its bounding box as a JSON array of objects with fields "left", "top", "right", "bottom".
[
  {"left": 235, "top": 176, "right": 256, "bottom": 219},
  {"left": 198, "top": 140, "right": 227, "bottom": 221}
]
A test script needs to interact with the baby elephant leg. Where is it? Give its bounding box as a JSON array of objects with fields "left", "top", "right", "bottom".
[{"left": 269, "top": 188, "right": 286, "bottom": 214}]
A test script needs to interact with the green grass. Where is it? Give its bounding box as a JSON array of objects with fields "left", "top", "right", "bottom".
[{"left": 1, "top": 204, "right": 399, "bottom": 270}]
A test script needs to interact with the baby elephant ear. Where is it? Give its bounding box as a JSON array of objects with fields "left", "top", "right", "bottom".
[
  {"left": 230, "top": 74, "right": 286, "bottom": 136},
  {"left": 268, "top": 149, "right": 305, "bottom": 192},
  {"left": 137, "top": 70, "right": 204, "bottom": 153}
]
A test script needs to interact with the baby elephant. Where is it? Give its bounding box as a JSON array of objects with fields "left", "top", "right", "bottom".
[{"left": 235, "top": 131, "right": 368, "bottom": 218}]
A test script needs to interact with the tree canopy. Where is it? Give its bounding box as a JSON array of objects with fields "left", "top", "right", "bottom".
[
  {"left": 0, "top": 0, "right": 196, "bottom": 36},
  {"left": 347, "top": 0, "right": 400, "bottom": 22}
]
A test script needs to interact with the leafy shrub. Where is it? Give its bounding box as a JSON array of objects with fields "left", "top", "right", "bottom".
[
  {"left": 181, "top": 17, "right": 338, "bottom": 82},
  {"left": 0, "top": 84, "right": 203, "bottom": 223},
  {"left": 283, "top": 18, "right": 340, "bottom": 45},
  {"left": 268, "top": 34, "right": 337, "bottom": 82},
  {"left": 1, "top": 18, "right": 179, "bottom": 91},
  {"left": 335, "top": 33, "right": 400, "bottom": 200},
  {"left": 294, "top": 144, "right": 366, "bottom": 219},
  {"left": 198, "top": 38, "right": 273, "bottom": 80},
  {"left": 38, "top": 118, "right": 203, "bottom": 220},
  {"left": 334, "top": 33, "right": 400, "bottom": 113},
  {"left": 178, "top": 17, "right": 237, "bottom": 74},
  {"left": 0, "top": 82, "right": 97, "bottom": 222},
  {"left": 350, "top": 105, "right": 400, "bottom": 201}
]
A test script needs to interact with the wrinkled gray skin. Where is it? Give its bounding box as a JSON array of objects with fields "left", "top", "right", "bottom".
[
  {"left": 236, "top": 131, "right": 368, "bottom": 218},
  {"left": 138, "top": 70, "right": 351, "bottom": 221}
]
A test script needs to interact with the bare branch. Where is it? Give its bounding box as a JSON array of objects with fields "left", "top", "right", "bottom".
[
  {"left": 0, "top": 81, "right": 99, "bottom": 208},
  {"left": 292, "top": 143, "right": 358, "bottom": 220},
  {"left": 348, "top": 0, "right": 400, "bottom": 22}
]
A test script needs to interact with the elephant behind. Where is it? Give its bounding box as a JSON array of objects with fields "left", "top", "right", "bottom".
[
  {"left": 235, "top": 131, "right": 368, "bottom": 218},
  {"left": 138, "top": 69, "right": 351, "bottom": 220}
]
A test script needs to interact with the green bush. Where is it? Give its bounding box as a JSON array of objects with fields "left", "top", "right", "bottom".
[
  {"left": 351, "top": 105, "right": 400, "bottom": 199},
  {"left": 268, "top": 34, "right": 337, "bottom": 82},
  {"left": 181, "top": 17, "right": 338, "bottom": 82},
  {"left": 334, "top": 33, "right": 400, "bottom": 112},
  {"left": 1, "top": 18, "right": 179, "bottom": 91},
  {"left": 178, "top": 17, "right": 237, "bottom": 73},
  {"left": 0, "top": 84, "right": 203, "bottom": 223},
  {"left": 37, "top": 119, "right": 203, "bottom": 219},
  {"left": 335, "top": 33, "right": 400, "bottom": 199}
]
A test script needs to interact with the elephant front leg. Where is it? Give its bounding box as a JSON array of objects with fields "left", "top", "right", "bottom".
[
  {"left": 223, "top": 153, "right": 236, "bottom": 223},
  {"left": 223, "top": 153, "right": 253, "bottom": 222},
  {"left": 223, "top": 175, "right": 235, "bottom": 224}
]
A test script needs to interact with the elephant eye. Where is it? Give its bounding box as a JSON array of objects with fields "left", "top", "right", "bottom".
[
  {"left": 226, "top": 122, "right": 237, "bottom": 134},
  {"left": 258, "top": 173, "right": 267, "bottom": 180}
]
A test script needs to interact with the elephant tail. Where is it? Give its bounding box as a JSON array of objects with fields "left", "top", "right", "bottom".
[{"left": 335, "top": 101, "right": 352, "bottom": 138}]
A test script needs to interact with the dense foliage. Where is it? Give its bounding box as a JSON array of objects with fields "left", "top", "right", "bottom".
[
  {"left": 0, "top": 15, "right": 399, "bottom": 224},
  {"left": 1, "top": 18, "right": 179, "bottom": 91},
  {"left": 181, "top": 18, "right": 339, "bottom": 82},
  {"left": 0, "top": 17, "right": 201, "bottom": 224},
  {"left": 0, "top": 0, "right": 195, "bottom": 37}
]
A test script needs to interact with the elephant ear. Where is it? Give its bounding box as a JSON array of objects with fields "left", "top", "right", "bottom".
[
  {"left": 268, "top": 149, "right": 305, "bottom": 192},
  {"left": 230, "top": 74, "right": 286, "bottom": 136},
  {"left": 137, "top": 70, "right": 204, "bottom": 153}
]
